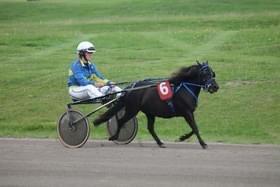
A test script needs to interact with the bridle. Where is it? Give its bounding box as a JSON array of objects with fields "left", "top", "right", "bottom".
[
  {"left": 198, "top": 64, "right": 216, "bottom": 91},
  {"left": 174, "top": 64, "right": 215, "bottom": 102}
]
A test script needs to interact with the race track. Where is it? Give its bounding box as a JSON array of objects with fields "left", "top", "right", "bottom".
[{"left": 0, "top": 138, "right": 279, "bottom": 187}]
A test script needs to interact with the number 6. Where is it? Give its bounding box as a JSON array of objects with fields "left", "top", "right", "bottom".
[{"left": 159, "top": 82, "right": 169, "bottom": 95}]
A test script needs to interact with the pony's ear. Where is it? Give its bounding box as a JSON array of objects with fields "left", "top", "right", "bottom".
[
  {"left": 206, "top": 60, "right": 208, "bottom": 64},
  {"left": 196, "top": 60, "right": 201, "bottom": 65}
]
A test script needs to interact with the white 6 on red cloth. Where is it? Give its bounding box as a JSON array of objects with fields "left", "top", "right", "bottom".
[{"left": 157, "top": 81, "right": 173, "bottom": 101}]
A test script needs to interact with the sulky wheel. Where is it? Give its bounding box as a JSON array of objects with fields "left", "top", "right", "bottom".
[
  {"left": 57, "top": 109, "right": 90, "bottom": 148},
  {"left": 106, "top": 108, "right": 138, "bottom": 145}
]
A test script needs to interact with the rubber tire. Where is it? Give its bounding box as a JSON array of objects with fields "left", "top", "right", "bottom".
[{"left": 57, "top": 110, "right": 90, "bottom": 148}]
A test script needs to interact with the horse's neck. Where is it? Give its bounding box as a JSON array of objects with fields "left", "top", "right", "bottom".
[
  {"left": 169, "top": 77, "right": 183, "bottom": 85},
  {"left": 169, "top": 77, "right": 197, "bottom": 86},
  {"left": 169, "top": 65, "right": 200, "bottom": 85},
  {"left": 191, "top": 85, "right": 201, "bottom": 97}
]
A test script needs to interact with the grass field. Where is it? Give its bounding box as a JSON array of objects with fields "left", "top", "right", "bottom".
[{"left": 0, "top": 0, "right": 279, "bottom": 144}]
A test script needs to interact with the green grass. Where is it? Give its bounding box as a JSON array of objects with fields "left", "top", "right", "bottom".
[{"left": 0, "top": 0, "right": 279, "bottom": 144}]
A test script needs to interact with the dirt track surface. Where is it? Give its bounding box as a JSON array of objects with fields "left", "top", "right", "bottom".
[{"left": 0, "top": 138, "right": 279, "bottom": 187}]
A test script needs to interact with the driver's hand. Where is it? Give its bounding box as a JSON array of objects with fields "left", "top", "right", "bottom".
[
  {"left": 109, "top": 81, "right": 116, "bottom": 85},
  {"left": 95, "top": 82, "right": 105, "bottom": 88}
]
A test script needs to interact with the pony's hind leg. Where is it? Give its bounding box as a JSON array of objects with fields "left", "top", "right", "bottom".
[
  {"left": 183, "top": 112, "right": 207, "bottom": 149},
  {"left": 145, "top": 114, "right": 165, "bottom": 148},
  {"left": 94, "top": 100, "right": 124, "bottom": 126},
  {"left": 108, "top": 108, "right": 138, "bottom": 141}
]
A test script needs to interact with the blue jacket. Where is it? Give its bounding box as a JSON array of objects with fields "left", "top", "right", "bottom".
[{"left": 67, "top": 59, "right": 109, "bottom": 87}]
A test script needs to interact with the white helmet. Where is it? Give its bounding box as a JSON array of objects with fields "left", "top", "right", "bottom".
[{"left": 76, "top": 41, "right": 96, "bottom": 53}]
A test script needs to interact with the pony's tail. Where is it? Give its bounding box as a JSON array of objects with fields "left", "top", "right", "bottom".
[{"left": 93, "top": 100, "right": 125, "bottom": 126}]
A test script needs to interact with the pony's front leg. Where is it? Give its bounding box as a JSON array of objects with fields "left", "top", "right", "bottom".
[
  {"left": 146, "top": 114, "right": 165, "bottom": 148},
  {"left": 183, "top": 112, "right": 208, "bottom": 149}
]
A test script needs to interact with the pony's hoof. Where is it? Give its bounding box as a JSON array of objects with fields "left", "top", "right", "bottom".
[
  {"left": 93, "top": 122, "right": 100, "bottom": 127},
  {"left": 201, "top": 143, "right": 208, "bottom": 149},
  {"left": 158, "top": 143, "right": 166, "bottom": 148},
  {"left": 109, "top": 135, "right": 118, "bottom": 141},
  {"left": 93, "top": 119, "right": 102, "bottom": 127}
]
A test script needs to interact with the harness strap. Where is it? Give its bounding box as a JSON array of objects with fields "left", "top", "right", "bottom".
[
  {"left": 182, "top": 83, "right": 198, "bottom": 102},
  {"left": 175, "top": 82, "right": 200, "bottom": 103},
  {"left": 166, "top": 82, "right": 200, "bottom": 113}
]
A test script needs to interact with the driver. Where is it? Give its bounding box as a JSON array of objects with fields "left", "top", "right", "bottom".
[{"left": 67, "top": 41, "right": 122, "bottom": 100}]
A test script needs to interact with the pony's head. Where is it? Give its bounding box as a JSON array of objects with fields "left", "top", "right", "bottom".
[
  {"left": 169, "top": 60, "right": 219, "bottom": 93},
  {"left": 196, "top": 60, "right": 219, "bottom": 93}
]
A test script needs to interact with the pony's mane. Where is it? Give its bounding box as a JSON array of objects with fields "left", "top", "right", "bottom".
[{"left": 168, "top": 64, "right": 199, "bottom": 85}]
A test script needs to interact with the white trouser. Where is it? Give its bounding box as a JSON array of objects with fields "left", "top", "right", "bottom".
[{"left": 69, "top": 85, "right": 122, "bottom": 100}]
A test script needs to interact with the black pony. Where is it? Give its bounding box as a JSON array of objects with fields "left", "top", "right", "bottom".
[{"left": 94, "top": 61, "right": 219, "bottom": 148}]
